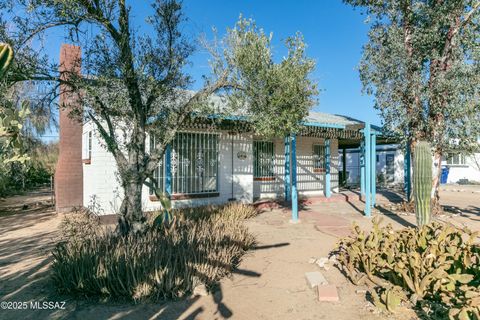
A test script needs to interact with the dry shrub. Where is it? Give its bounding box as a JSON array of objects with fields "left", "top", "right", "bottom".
[
  {"left": 174, "top": 202, "right": 259, "bottom": 222},
  {"left": 334, "top": 218, "right": 480, "bottom": 319},
  {"left": 58, "top": 208, "right": 102, "bottom": 243},
  {"left": 52, "top": 206, "right": 256, "bottom": 301}
]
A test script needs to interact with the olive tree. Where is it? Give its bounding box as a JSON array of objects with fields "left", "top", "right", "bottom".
[{"left": 5, "top": 0, "right": 317, "bottom": 234}]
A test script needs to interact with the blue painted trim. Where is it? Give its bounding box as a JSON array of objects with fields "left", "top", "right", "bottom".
[
  {"left": 370, "top": 133, "right": 376, "bottom": 207},
  {"left": 291, "top": 134, "right": 298, "bottom": 221},
  {"left": 360, "top": 140, "right": 365, "bottom": 196},
  {"left": 165, "top": 144, "right": 172, "bottom": 196},
  {"left": 152, "top": 112, "right": 351, "bottom": 130},
  {"left": 404, "top": 142, "right": 411, "bottom": 202},
  {"left": 325, "top": 139, "right": 331, "bottom": 198},
  {"left": 284, "top": 136, "right": 291, "bottom": 201},
  {"left": 301, "top": 121, "right": 345, "bottom": 129},
  {"left": 364, "top": 123, "right": 371, "bottom": 217}
]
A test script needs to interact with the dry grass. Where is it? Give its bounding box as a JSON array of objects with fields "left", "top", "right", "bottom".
[{"left": 52, "top": 203, "right": 257, "bottom": 301}]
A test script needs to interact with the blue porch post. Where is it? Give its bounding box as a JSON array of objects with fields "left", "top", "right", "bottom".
[
  {"left": 291, "top": 134, "right": 298, "bottom": 222},
  {"left": 165, "top": 143, "right": 172, "bottom": 196},
  {"left": 370, "top": 132, "right": 376, "bottom": 207},
  {"left": 360, "top": 140, "right": 365, "bottom": 197},
  {"left": 404, "top": 142, "right": 411, "bottom": 202},
  {"left": 364, "top": 123, "right": 371, "bottom": 217},
  {"left": 284, "top": 136, "right": 291, "bottom": 202},
  {"left": 325, "top": 139, "right": 331, "bottom": 198}
]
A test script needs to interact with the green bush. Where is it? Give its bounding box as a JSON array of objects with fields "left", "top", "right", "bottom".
[
  {"left": 334, "top": 218, "right": 480, "bottom": 319},
  {"left": 52, "top": 205, "right": 256, "bottom": 301}
]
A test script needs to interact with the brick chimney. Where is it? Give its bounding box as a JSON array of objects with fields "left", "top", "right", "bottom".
[{"left": 55, "top": 44, "right": 83, "bottom": 213}]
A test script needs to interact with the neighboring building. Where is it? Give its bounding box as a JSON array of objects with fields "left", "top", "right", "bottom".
[
  {"left": 340, "top": 144, "right": 405, "bottom": 188},
  {"left": 441, "top": 152, "right": 480, "bottom": 184},
  {"left": 341, "top": 145, "right": 480, "bottom": 188}
]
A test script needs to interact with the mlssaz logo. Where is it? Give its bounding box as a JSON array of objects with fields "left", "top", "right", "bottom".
[{"left": 30, "top": 301, "right": 66, "bottom": 310}]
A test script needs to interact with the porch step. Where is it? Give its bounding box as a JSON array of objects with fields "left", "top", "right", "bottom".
[{"left": 254, "top": 193, "right": 363, "bottom": 211}]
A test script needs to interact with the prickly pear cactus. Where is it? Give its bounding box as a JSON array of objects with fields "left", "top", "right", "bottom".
[
  {"left": 0, "top": 43, "right": 13, "bottom": 80},
  {"left": 413, "top": 141, "right": 432, "bottom": 226}
]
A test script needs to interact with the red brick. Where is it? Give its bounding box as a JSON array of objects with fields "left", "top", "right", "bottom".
[
  {"left": 54, "top": 44, "right": 83, "bottom": 213},
  {"left": 317, "top": 285, "right": 339, "bottom": 302}
]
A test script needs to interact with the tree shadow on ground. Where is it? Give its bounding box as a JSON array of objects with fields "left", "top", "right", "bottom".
[
  {"left": 0, "top": 212, "right": 292, "bottom": 320},
  {"left": 442, "top": 205, "right": 480, "bottom": 222},
  {"left": 375, "top": 205, "right": 416, "bottom": 228}
]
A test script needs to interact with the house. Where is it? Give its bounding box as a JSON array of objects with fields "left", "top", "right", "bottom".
[
  {"left": 79, "top": 112, "right": 389, "bottom": 215},
  {"left": 54, "top": 44, "right": 390, "bottom": 219}
]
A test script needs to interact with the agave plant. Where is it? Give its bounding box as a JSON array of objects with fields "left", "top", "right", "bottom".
[{"left": 152, "top": 188, "right": 175, "bottom": 229}]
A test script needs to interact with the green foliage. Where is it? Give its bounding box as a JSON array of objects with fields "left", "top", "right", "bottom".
[
  {"left": 0, "top": 43, "right": 13, "bottom": 80},
  {"left": 413, "top": 141, "right": 433, "bottom": 226},
  {"left": 335, "top": 218, "right": 480, "bottom": 319},
  {"left": 222, "top": 17, "right": 318, "bottom": 138},
  {"left": 52, "top": 204, "right": 256, "bottom": 301},
  {"left": 152, "top": 190, "right": 174, "bottom": 229},
  {"left": 0, "top": 42, "right": 30, "bottom": 163},
  {"left": 0, "top": 142, "right": 57, "bottom": 197},
  {"left": 344, "top": 0, "right": 480, "bottom": 154}
]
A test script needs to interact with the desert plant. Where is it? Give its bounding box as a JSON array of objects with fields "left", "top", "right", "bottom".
[
  {"left": 52, "top": 208, "right": 256, "bottom": 301},
  {"left": 414, "top": 141, "right": 433, "bottom": 226},
  {"left": 149, "top": 202, "right": 259, "bottom": 224},
  {"left": 334, "top": 218, "right": 480, "bottom": 319},
  {"left": 58, "top": 209, "right": 102, "bottom": 244},
  {"left": 0, "top": 43, "right": 13, "bottom": 80},
  {"left": 152, "top": 190, "right": 175, "bottom": 229}
]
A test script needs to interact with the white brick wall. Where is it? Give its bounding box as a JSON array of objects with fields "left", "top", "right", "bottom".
[
  {"left": 83, "top": 125, "right": 254, "bottom": 214},
  {"left": 82, "top": 121, "right": 123, "bottom": 214}
]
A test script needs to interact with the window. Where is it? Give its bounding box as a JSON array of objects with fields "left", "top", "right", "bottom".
[
  {"left": 150, "top": 132, "right": 219, "bottom": 196},
  {"left": 172, "top": 132, "right": 219, "bottom": 194},
  {"left": 82, "top": 131, "right": 92, "bottom": 164},
  {"left": 254, "top": 141, "right": 275, "bottom": 180},
  {"left": 313, "top": 144, "right": 325, "bottom": 173},
  {"left": 446, "top": 153, "right": 466, "bottom": 165}
]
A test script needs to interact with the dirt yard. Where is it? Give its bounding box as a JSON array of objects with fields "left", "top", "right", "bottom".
[{"left": 0, "top": 186, "right": 479, "bottom": 320}]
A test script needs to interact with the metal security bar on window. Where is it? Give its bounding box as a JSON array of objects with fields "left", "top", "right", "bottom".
[
  {"left": 313, "top": 144, "right": 326, "bottom": 173},
  {"left": 253, "top": 141, "right": 275, "bottom": 178},
  {"left": 171, "top": 132, "right": 218, "bottom": 194},
  {"left": 149, "top": 136, "right": 165, "bottom": 195}
]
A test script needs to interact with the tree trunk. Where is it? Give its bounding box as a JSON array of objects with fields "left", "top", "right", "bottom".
[
  {"left": 431, "top": 148, "right": 443, "bottom": 214},
  {"left": 118, "top": 177, "right": 146, "bottom": 235}
]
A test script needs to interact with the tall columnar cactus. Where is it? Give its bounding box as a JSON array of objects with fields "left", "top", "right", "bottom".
[
  {"left": 0, "top": 43, "right": 13, "bottom": 80},
  {"left": 413, "top": 141, "right": 433, "bottom": 227}
]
